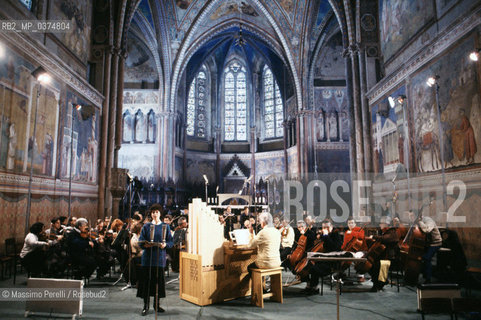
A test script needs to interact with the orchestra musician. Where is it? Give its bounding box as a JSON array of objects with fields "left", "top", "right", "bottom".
[
  {"left": 137, "top": 204, "right": 173, "bottom": 316},
  {"left": 130, "top": 222, "right": 143, "bottom": 287},
  {"left": 172, "top": 217, "right": 187, "bottom": 272},
  {"left": 280, "top": 218, "right": 294, "bottom": 268},
  {"left": 368, "top": 216, "right": 399, "bottom": 292},
  {"left": 66, "top": 218, "right": 97, "bottom": 280},
  {"left": 46, "top": 217, "right": 63, "bottom": 239},
  {"left": 224, "top": 205, "right": 236, "bottom": 233},
  {"left": 20, "top": 222, "right": 55, "bottom": 277},
  {"left": 341, "top": 216, "right": 365, "bottom": 250},
  {"left": 247, "top": 212, "right": 281, "bottom": 281},
  {"left": 408, "top": 211, "right": 442, "bottom": 284},
  {"left": 305, "top": 215, "right": 317, "bottom": 234},
  {"left": 239, "top": 206, "right": 250, "bottom": 228},
  {"left": 302, "top": 219, "right": 342, "bottom": 295}
]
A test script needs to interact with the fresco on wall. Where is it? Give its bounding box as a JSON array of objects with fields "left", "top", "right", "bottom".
[
  {"left": 314, "top": 87, "right": 349, "bottom": 141},
  {"left": 255, "top": 156, "right": 285, "bottom": 181},
  {"left": 314, "top": 31, "right": 344, "bottom": 79},
  {"left": 186, "top": 157, "right": 215, "bottom": 184},
  {"left": 175, "top": 156, "right": 183, "bottom": 183},
  {"left": 125, "top": 35, "right": 159, "bottom": 84},
  {"left": 370, "top": 86, "right": 407, "bottom": 175},
  {"left": 0, "top": 48, "right": 60, "bottom": 175},
  {"left": 379, "top": 0, "right": 434, "bottom": 61},
  {"left": 410, "top": 36, "right": 480, "bottom": 172},
  {"left": 210, "top": 1, "right": 259, "bottom": 20},
  {"left": 60, "top": 90, "right": 99, "bottom": 183},
  {"left": 48, "top": 0, "right": 92, "bottom": 63},
  {"left": 436, "top": 0, "right": 458, "bottom": 17}
]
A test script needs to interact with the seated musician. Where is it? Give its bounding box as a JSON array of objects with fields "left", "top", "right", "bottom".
[
  {"left": 293, "top": 220, "right": 316, "bottom": 254},
  {"left": 305, "top": 215, "right": 317, "bottom": 234},
  {"left": 303, "top": 219, "right": 342, "bottom": 295},
  {"left": 130, "top": 222, "right": 143, "bottom": 286},
  {"left": 408, "top": 211, "right": 442, "bottom": 284},
  {"left": 273, "top": 215, "right": 281, "bottom": 229},
  {"left": 247, "top": 212, "right": 281, "bottom": 273},
  {"left": 47, "top": 217, "right": 64, "bottom": 240},
  {"left": 218, "top": 214, "right": 229, "bottom": 239},
  {"left": 20, "top": 222, "right": 55, "bottom": 277},
  {"left": 280, "top": 218, "right": 294, "bottom": 268},
  {"left": 66, "top": 218, "right": 97, "bottom": 280},
  {"left": 368, "top": 216, "right": 399, "bottom": 291},
  {"left": 341, "top": 216, "right": 365, "bottom": 250},
  {"left": 172, "top": 217, "right": 188, "bottom": 272}
]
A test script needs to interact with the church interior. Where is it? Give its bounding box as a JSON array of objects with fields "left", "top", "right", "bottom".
[{"left": 1, "top": 0, "right": 481, "bottom": 319}]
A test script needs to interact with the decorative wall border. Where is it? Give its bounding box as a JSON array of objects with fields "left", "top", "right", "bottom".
[
  {"left": 315, "top": 141, "right": 349, "bottom": 150},
  {"left": 0, "top": 172, "right": 98, "bottom": 197},
  {"left": 366, "top": 7, "right": 481, "bottom": 103},
  {"left": 0, "top": 31, "right": 104, "bottom": 108}
]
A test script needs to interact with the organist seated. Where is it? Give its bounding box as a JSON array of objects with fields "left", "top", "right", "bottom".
[{"left": 247, "top": 212, "right": 281, "bottom": 275}]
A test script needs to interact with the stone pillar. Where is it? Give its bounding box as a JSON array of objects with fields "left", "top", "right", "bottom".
[
  {"left": 105, "top": 46, "right": 121, "bottom": 216},
  {"left": 250, "top": 126, "right": 256, "bottom": 196},
  {"left": 350, "top": 45, "right": 365, "bottom": 176},
  {"left": 98, "top": 46, "right": 112, "bottom": 218},
  {"left": 283, "top": 121, "right": 289, "bottom": 176},
  {"left": 358, "top": 46, "right": 372, "bottom": 173},
  {"left": 344, "top": 51, "right": 357, "bottom": 174},
  {"left": 114, "top": 51, "right": 127, "bottom": 167}
]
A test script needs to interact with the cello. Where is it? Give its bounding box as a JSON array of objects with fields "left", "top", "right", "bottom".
[
  {"left": 293, "top": 238, "right": 325, "bottom": 276},
  {"left": 400, "top": 202, "right": 431, "bottom": 285}
]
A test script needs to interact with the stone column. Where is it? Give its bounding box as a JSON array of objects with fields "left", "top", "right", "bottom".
[
  {"left": 250, "top": 126, "right": 256, "bottom": 197},
  {"left": 98, "top": 46, "right": 112, "bottom": 218},
  {"left": 283, "top": 121, "right": 289, "bottom": 176},
  {"left": 344, "top": 50, "right": 357, "bottom": 174},
  {"left": 105, "top": 46, "right": 121, "bottom": 216},
  {"left": 114, "top": 50, "right": 127, "bottom": 167},
  {"left": 358, "top": 46, "right": 372, "bottom": 173}
]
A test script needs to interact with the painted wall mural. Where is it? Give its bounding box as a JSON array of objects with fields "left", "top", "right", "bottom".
[
  {"left": 186, "top": 156, "right": 215, "bottom": 184},
  {"left": 118, "top": 145, "right": 156, "bottom": 181},
  {"left": 255, "top": 155, "right": 285, "bottom": 181},
  {"left": 410, "top": 36, "right": 480, "bottom": 172},
  {"left": 371, "top": 86, "right": 407, "bottom": 174},
  {"left": 379, "top": 0, "right": 434, "bottom": 61},
  {"left": 314, "top": 87, "right": 349, "bottom": 142},
  {"left": 48, "top": 0, "right": 92, "bottom": 63},
  {"left": 125, "top": 34, "right": 159, "bottom": 83},
  {"left": 0, "top": 47, "right": 60, "bottom": 176},
  {"left": 314, "top": 31, "right": 344, "bottom": 79},
  {"left": 60, "top": 90, "right": 99, "bottom": 183}
]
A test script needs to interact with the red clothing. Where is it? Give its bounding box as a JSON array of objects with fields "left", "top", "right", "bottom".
[{"left": 341, "top": 226, "right": 365, "bottom": 250}]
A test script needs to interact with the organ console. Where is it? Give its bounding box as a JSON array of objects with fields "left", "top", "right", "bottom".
[{"left": 179, "top": 198, "right": 257, "bottom": 306}]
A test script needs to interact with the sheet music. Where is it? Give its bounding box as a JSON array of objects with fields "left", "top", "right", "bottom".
[{"left": 232, "top": 229, "right": 251, "bottom": 246}]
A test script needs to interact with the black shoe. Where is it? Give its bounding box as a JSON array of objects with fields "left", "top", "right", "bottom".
[
  {"left": 369, "top": 286, "right": 378, "bottom": 292},
  {"left": 142, "top": 303, "right": 149, "bottom": 316}
]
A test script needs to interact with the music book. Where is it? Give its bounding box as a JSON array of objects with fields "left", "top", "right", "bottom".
[{"left": 229, "top": 229, "right": 251, "bottom": 246}]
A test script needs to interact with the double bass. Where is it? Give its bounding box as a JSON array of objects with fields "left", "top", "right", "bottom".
[{"left": 400, "top": 202, "right": 431, "bottom": 285}]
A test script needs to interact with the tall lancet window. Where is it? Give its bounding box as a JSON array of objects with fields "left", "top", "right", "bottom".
[
  {"left": 224, "top": 60, "right": 247, "bottom": 141},
  {"left": 263, "top": 65, "right": 283, "bottom": 138},
  {"left": 186, "top": 65, "right": 208, "bottom": 139}
]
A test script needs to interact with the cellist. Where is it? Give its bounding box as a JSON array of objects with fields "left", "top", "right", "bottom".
[
  {"left": 408, "top": 211, "right": 442, "bottom": 284},
  {"left": 302, "top": 219, "right": 342, "bottom": 295},
  {"left": 341, "top": 216, "right": 365, "bottom": 250},
  {"left": 367, "top": 216, "right": 399, "bottom": 292},
  {"left": 280, "top": 218, "right": 295, "bottom": 268}
]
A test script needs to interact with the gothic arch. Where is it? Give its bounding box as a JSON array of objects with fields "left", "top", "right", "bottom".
[{"left": 169, "top": 0, "right": 302, "bottom": 114}]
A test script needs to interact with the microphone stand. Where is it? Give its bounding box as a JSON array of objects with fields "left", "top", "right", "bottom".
[{"left": 121, "top": 227, "right": 132, "bottom": 291}]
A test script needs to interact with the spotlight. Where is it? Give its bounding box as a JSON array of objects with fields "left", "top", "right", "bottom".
[
  {"left": 31, "top": 66, "right": 51, "bottom": 84},
  {"left": 426, "top": 76, "right": 439, "bottom": 87},
  {"left": 397, "top": 95, "right": 406, "bottom": 104},
  {"left": 469, "top": 49, "right": 480, "bottom": 62}
]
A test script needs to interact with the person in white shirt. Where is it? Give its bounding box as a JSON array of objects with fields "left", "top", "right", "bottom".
[
  {"left": 248, "top": 212, "right": 281, "bottom": 270},
  {"left": 20, "top": 222, "right": 54, "bottom": 277},
  {"left": 280, "top": 218, "right": 294, "bottom": 268}
]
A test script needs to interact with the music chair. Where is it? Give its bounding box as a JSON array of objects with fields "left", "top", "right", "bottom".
[
  {"left": 419, "top": 298, "right": 454, "bottom": 320},
  {"left": 465, "top": 266, "right": 481, "bottom": 297},
  {"left": 5, "top": 238, "right": 20, "bottom": 283},
  {"left": 389, "top": 255, "right": 403, "bottom": 292},
  {"left": 251, "top": 267, "right": 283, "bottom": 308}
]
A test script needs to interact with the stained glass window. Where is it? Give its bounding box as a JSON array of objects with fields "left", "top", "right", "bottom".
[
  {"left": 224, "top": 61, "right": 247, "bottom": 141},
  {"left": 186, "top": 65, "right": 208, "bottom": 139},
  {"left": 263, "top": 65, "right": 283, "bottom": 138}
]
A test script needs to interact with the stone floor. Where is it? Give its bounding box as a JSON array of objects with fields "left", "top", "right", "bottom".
[{"left": 0, "top": 269, "right": 478, "bottom": 320}]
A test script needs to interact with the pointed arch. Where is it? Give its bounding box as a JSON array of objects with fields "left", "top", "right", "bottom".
[{"left": 170, "top": 0, "right": 302, "bottom": 114}]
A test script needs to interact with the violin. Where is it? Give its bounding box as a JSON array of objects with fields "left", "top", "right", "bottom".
[{"left": 80, "top": 227, "right": 90, "bottom": 239}]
